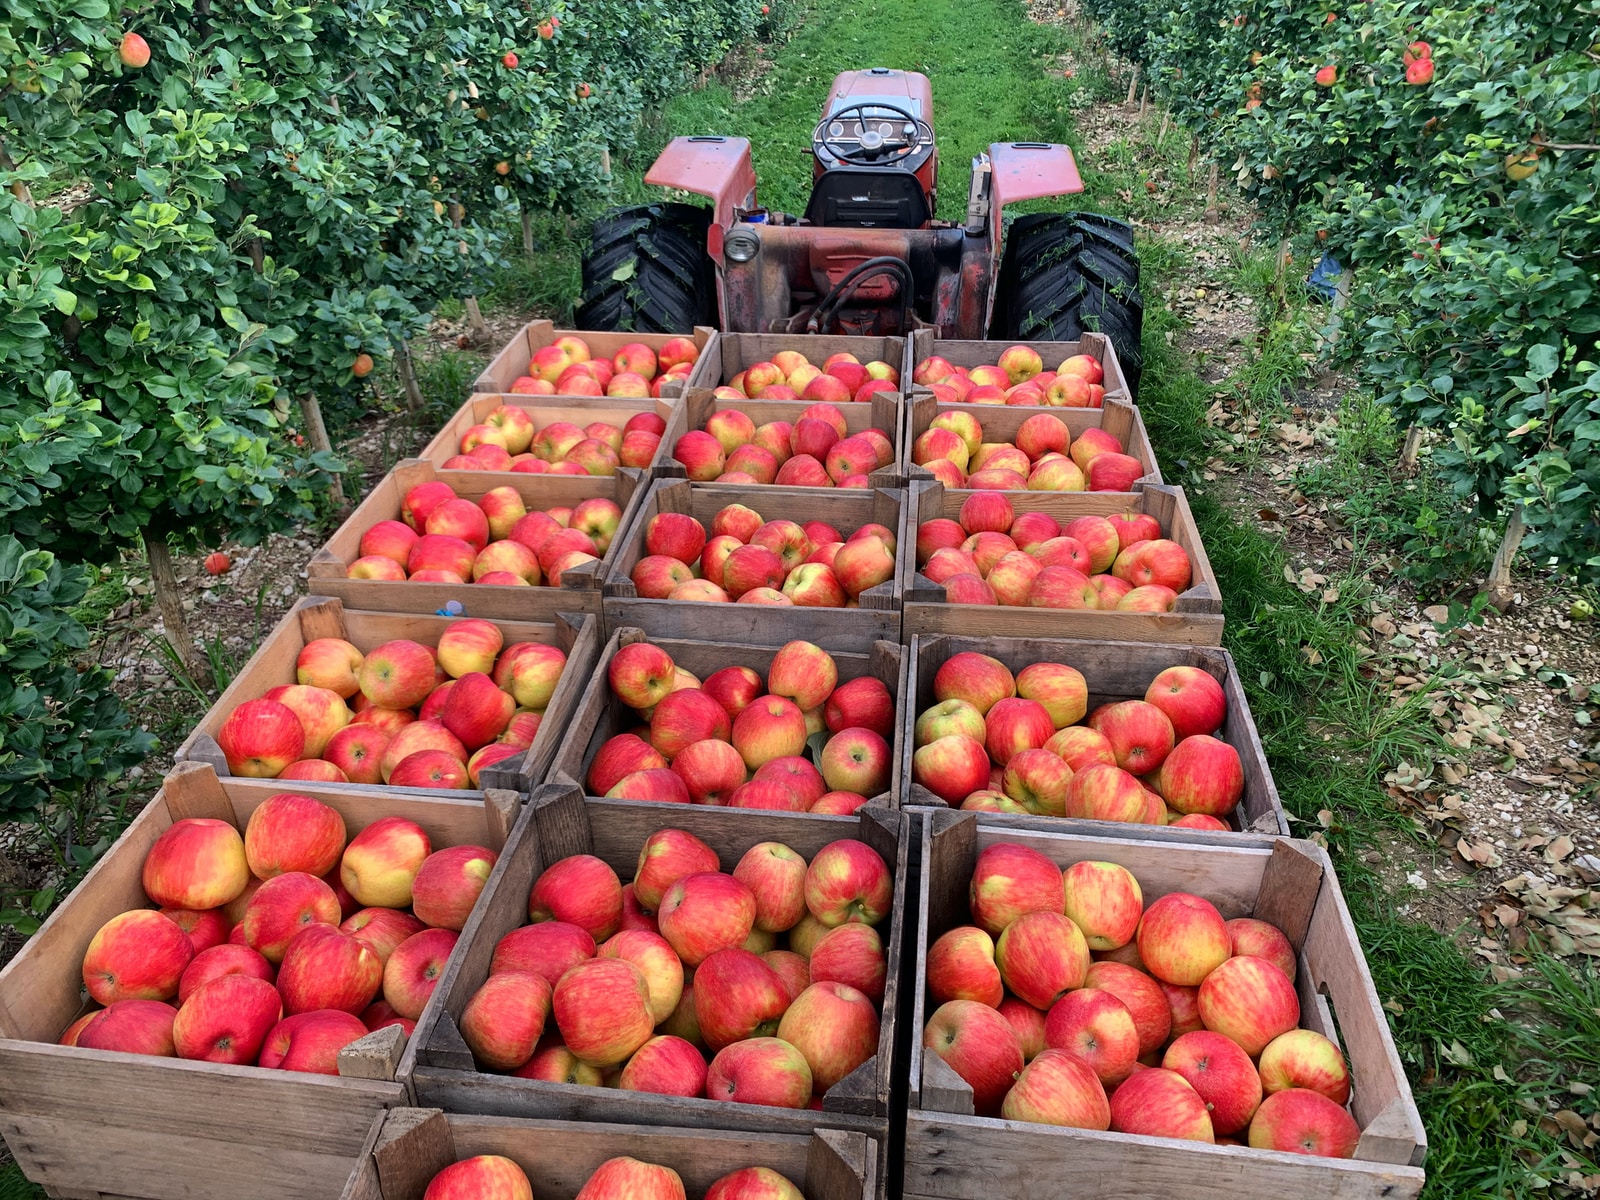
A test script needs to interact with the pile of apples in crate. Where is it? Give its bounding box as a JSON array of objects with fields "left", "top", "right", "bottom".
[
  {"left": 674, "top": 401, "right": 894, "bottom": 488},
  {"left": 915, "top": 347, "right": 1108, "bottom": 408},
  {"left": 424, "top": 1153, "right": 811, "bottom": 1200},
  {"left": 591, "top": 641, "right": 892, "bottom": 812},
  {"left": 631, "top": 504, "right": 895, "bottom": 607},
  {"left": 912, "top": 411, "right": 1143, "bottom": 493},
  {"left": 346, "top": 479, "right": 624, "bottom": 588},
  {"left": 509, "top": 334, "right": 701, "bottom": 401},
  {"left": 709, "top": 348, "right": 902, "bottom": 404},
  {"left": 924, "top": 842, "right": 1360, "bottom": 1157},
  {"left": 911, "top": 652, "right": 1242, "bottom": 828},
  {"left": 918, "top": 493, "right": 1190, "bottom": 613},
  {"left": 457, "top": 828, "right": 892, "bottom": 1107},
  {"left": 216, "top": 621, "right": 566, "bottom": 788},
  {"left": 442, "top": 403, "right": 666, "bottom": 476},
  {"left": 69, "top": 796, "right": 494, "bottom": 1069}
]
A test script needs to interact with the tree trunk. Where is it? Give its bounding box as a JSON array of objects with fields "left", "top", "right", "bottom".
[
  {"left": 1203, "top": 161, "right": 1220, "bottom": 223},
  {"left": 463, "top": 296, "right": 488, "bottom": 341},
  {"left": 1125, "top": 67, "right": 1141, "bottom": 109},
  {"left": 397, "top": 340, "right": 426, "bottom": 411},
  {"left": 1400, "top": 426, "right": 1423, "bottom": 470},
  {"left": 297, "top": 392, "right": 346, "bottom": 507},
  {"left": 147, "top": 538, "right": 212, "bottom": 691},
  {"left": 1484, "top": 504, "right": 1527, "bottom": 611},
  {"left": 521, "top": 207, "right": 535, "bottom": 258}
]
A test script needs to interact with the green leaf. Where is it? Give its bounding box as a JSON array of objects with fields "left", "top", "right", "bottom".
[{"left": 49, "top": 288, "right": 77, "bottom": 316}]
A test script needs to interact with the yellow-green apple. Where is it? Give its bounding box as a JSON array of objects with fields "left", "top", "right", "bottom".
[
  {"left": 669, "top": 738, "right": 746, "bottom": 805},
  {"left": 172, "top": 974, "right": 281, "bottom": 1064},
  {"left": 1109, "top": 1065, "right": 1214, "bottom": 1140},
  {"left": 914, "top": 699, "right": 986, "bottom": 747},
  {"left": 1090, "top": 700, "right": 1176, "bottom": 774},
  {"left": 996, "top": 910, "right": 1090, "bottom": 1011},
  {"left": 931, "top": 411, "right": 983, "bottom": 459},
  {"left": 819, "top": 728, "right": 891, "bottom": 797},
  {"left": 142, "top": 817, "right": 250, "bottom": 912},
  {"left": 1247, "top": 1088, "right": 1360, "bottom": 1158},
  {"left": 804, "top": 840, "right": 891, "bottom": 927},
  {"left": 731, "top": 695, "right": 808, "bottom": 770},
  {"left": 401, "top": 481, "right": 457, "bottom": 530},
  {"left": 1160, "top": 980, "right": 1203, "bottom": 1037},
  {"left": 998, "top": 996, "right": 1048, "bottom": 1061},
  {"left": 923, "top": 999, "right": 1025, "bottom": 1116},
  {"left": 217, "top": 698, "right": 305, "bottom": 777},
  {"left": 529, "top": 853, "right": 623, "bottom": 941},
  {"left": 704, "top": 409, "right": 757, "bottom": 456},
  {"left": 1257, "top": 1029, "right": 1351, "bottom": 1103},
  {"left": 1000, "top": 1045, "right": 1110, "bottom": 1128},
  {"left": 1197, "top": 954, "right": 1299, "bottom": 1056},
  {"left": 1043, "top": 726, "right": 1116, "bottom": 773},
  {"left": 76, "top": 999, "right": 178, "bottom": 1056},
  {"left": 1001, "top": 748, "right": 1072, "bottom": 816},
  {"left": 1084, "top": 960, "right": 1170, "bottom": 1056},
  {"left": 1027, "top": 565, "right": 1099, "bottom": 609},
  {"left": 379, "top": 721, "right": 467, "bottom": 782},
  {"left": 657, "top": 871, "right": 755, "bottom": 965},
  {"left": 599, "top": 930, "right": 683, "bottom": 1024},
  {"left": 693, "top": 947, "right": 789, "bottom": 1050},
  {"left": 1151, "top": 735, "right": 1244, "bottom": 816},
  {"left": 633, "top": 829, "right": 720, "bottom": 911},
  {"left": 500, "top": 643, "right": 566, "bottom": 711},
  {"left": 382, "top": 926, "right": 459, "bottom": 1019},
  {"left": 808, "top": 923, "right": 885, "bottom": 1003},
  {"left": 434, "top": 619, "right": 502, "bottom": 679},
  {"left": 552, "top": 956, "right": 655, "bottom": 1066},
  {"left": 240, "top": 794, "right": 345, "bottom": 882},
  {"left": 459, "top": 969, "right": 551, "bottom": 1070},
  {"left": 348, "top": 554, "right": 409, "bottom": 580},
  {"left": 705, "top": 1036, "right": 813, "bottom": 1108},
  {"left": 934, "top": 652, "right": 1016, "bottom": 715},
  {"left": 242, "top": 871, "right": 341, "bottom": 963},
  {"left": 587, "top": 734, "right": 668, "bottom": 795},
  {"left": 778, "top": 980, "right": 878, "bottom": 1091},
  {"left": 648, "top": 689, "right": 732, "bottom": 761},
  {"left": 1145, "top": 666, "right": 1226, "bottom": 739},
  {"left": 618, "top": 1034, "right": 707, "bottom": 1098},
  {"left": 674, "top": 430, "right": 727, "bottom": 480},
  {"left": 1161, "top": 1029, "right": 1261, "bottom": 1135},
  {"left": 783, "top": 914, "right": 829, "bottom": 961},
  {"left": 608, "top": 641, "right": 676, "bottom": 709},
  {"left": 296, "top": 637, "right": 365, "bottom": 698},
  {"left": 1027, "top": 457, "right": 1087, "bottom": 491},
  {"left": 658, "top": 978, "right": 703, "bottom": 1048},
  {"left": 423, "top": 1155, "right": 533, "bottom": 1200},
  {"left": 412, "top": 844, "right": 498, "bottom": 930},
  {"left": 222, "top": 877, "right": 263, "bottom": 926},
  {"left": 732, "top": 842, "right": 808, "bottom": 932},
  {"left": 1136, "top": 892, "right": 1230, "bottom": 986},
  {"left": 969, "top": 842, "right": 1064, "bottom": 936},
  {"left": 927, "top": 925, "right": 1003, "bottom": 1007},
  {"left": 340, "top": 816, "right": 432, "bottom": 908},
  {"left": 178, "top": 943, "right": 275, "bottom": 1003},
  {"left": 1061, "top": 861, "right": 1144, "bottom": 951},
  {"left": 276, "top": 924, "right": 382, "bottom": 1014},
  {"left": 341, "top": 907, "right": 426, "bottom": 965},
  {"left": 491, "top": 921, "right": 595, "bottom": 985},
  {"left": 358, "top": 640, "right": 438, "bottom": 709},
  {"left": 1015, "top": 662, "right": 1088, "bottom": 730},
  {"left": 258, "top": 1009, "right": 369, "bottom": 1074},
  {"left": 1068, "top": 427, "right": 1122, "bottom": 471},
  {"left": 475, "top": 487, "right": 526, "bottom": 542},
  {"left": 81, "top": 909, "right": 194, "bottom": 1004},
  {"left": 1061, "top": 763, "right": 1147, "bottom": 823},
  {"left": 997, "top": 344, "right": 1044, "bottom": 384}
]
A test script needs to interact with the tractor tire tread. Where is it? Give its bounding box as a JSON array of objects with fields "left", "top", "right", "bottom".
[{"left": 578, "top": 202, "right": 715, "bottom": 334}]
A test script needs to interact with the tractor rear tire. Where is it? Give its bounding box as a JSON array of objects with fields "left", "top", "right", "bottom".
[
  {"left": 577, "top": 202, "right": 716, "bottom": 334},
  {"left": 989, "top": 212, "right": 1145, "bottom": 394}
]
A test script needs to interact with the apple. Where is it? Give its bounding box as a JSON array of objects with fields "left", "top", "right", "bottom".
[
  {"left": 490, "top": 921, "right": 596, "bottom": 985},
  {"left": 141, "top": 818, "right": 250, "bottom": 914},
  {"left": 1113, "top": 538, "right": 1193, "bottom": 591},
  {"left": 705, "top": 1167, "right": 805, "bottom": 1200},
  {"left": 81, "top": 910, "right": 194, "bottom": 1004},
  {"left": 340, "top": 816, "right": 432, "bottom": 908},
  {"left": 1062, "top": 763, "right": 1149, "bottom": 823},
  {"left": 276, "top": 924, "right": 383, "bottom": 1015},
  {"left": 998, "top": 996, "right": 1048, "bottom": 1061},
  {"left": 731, "top": 695, "right": 808, "bottom": 770},
  {"left": 819, "top": 727, "right": 891, "bottom": 797},
  {"left": 914, "top": 699, "right": 986, "bottom": 747},
  {"left": 1136, "top": 892, "right": 1231, "bottom": 986},
  {"left": 995, "top": 910, "right": 1090, "bottom": 1012},
  {"left": 587, "top": 734, "right": 669, "bottom": 795},
  {"left": 985, "top": 551, "right": 1041, "bottom": 606},
  {"left": 617, "top": 1034, "right": 707, "bottom": 1099},
  {"left": 807, "top": 923, "right": 886, "bottom": 1004},
  {"left": 423, "top": 1156, "right": 533, "bottom": 1200},
  {"left": 631, "top": 829, "right": 720, "bottom": 913},
  {"left": 777, "top": 980, "right": 878, "bottom": 1091},
  {"left": 648, "top": 689, "right": 732, "bottom": 761},
  {"left": 1151, "top": 735, "right": 1245, "bottom": 816},
  {"left": 1109, "top": 1066, "right": 1215, "bottom": 1141},
  {"left": 529, "top": 853, "right": 623, "bottom": 941},
  {"left": 1225, "top": 917, "right": 1298, "bottom": 983},
  {"left": 382, "top": 926, "right": 459, "bottom": 1019},
  {"left": 934, "top": 652, "right": 1015, "bottom": 715},
  {"left": 1162, "top": 1030, "right": 1262, "bottom": 1135},
  {"left": 1000, "top": 1046, "right": 1111, "bottom": 1129},
  {"left": 1084, "top": 960, "right": 1170, "bottom": 1057},
  {"left": 341, "top": 907, "right": 426, "bottom": 965},
  {"left": 609, "top": 641, "right": 677, "bottom": 709},
  {"left": 358, "top": 640, "right": 438, "bottom": 710},
  {"left": 1196, "top": 954, "right": 1300, "bottom": 1056},
  {"left": 1160, "top": 980, "right": 1204, "bottom": 1038},
  {"left": 669, "top": 738, "right": 747, "bottom": 805},
  {"left": 297, "top": 637, "right": 365, "bottom": 697},
  {"left": 178, "top": 943, "right": 275, "bottom": 1003},
  {"left": 1248, "top": 1088, "right": 1361, "bottom": 1158},
  {"left": 693, "top": 947, "right": 790, "bottom": 1051},
  {"left": 944, "top": 573, "right": 998, "bottom": 605},
  {"left": 459, "top": 969, "right": 552, "bottom": 1071},
  {"left": 731, "top": 842, "right": 808, "bottom": 933},
  {"left": 1257, "top": 1029, "right": 1351, "bottom": 1104},
  {"left": 1061, "top": 861, "right": 1144, "bottom": 951},
  {"left": 76, "top": 999, "right": 178, "bottom": 1056},
  {"left": 379, "top": 721, "right": 468, "bottom": 782},
  {"left": 594, "top": 930, "right": 681, "bottom": 1026},
  {"left": 411, "top": 844, "right": 498, "bottom": 931},
  {"left": 804, "top": 840, "right": 891, "bottom": 927},
  {"left": 922, "top": 999, "right": 1025, "bottom": 1117},
  {"left": 705, "top": 1036, "right": 812, "bottom": 1108},
  {"left": 658, "top": 871, "right": 756, "bottom": 966},
  {"left": 1044, "top": 725, "right": 1116, "bottom": 773},
  {"left": 1144, "top": 666, "right": 1227, "bottom": 739},
  {"left": 968, "top": 842, "right": 1064, "bottom": 937},
  {"left": 241, "top": 871, "right": 341, "bottom": 964},
  {"left": 217, "top": 698, "right": 305, "bottom": 777},
  {"left": 172, "top": 974, "right": 282, "bottom": 1064},
  {"left": 503, "top": 643, "right": 567, "bottom": 711},
  {"left": 258, "top": 1009, "right": 369, "bottom": 1074},
  {"left": 911, "top": 734, "right": 990, "bottom": 805}
]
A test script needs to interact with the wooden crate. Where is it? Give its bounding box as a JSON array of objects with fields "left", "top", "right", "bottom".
[
  {"left": 407, "top": 787, "right": 907, "bottom": 1152},
  {"left": 602, "top": 478, "right": 906, "bottom": 646},
  {"left": 0, "top": 762, "right": 520, "bottom": 1200},
  {"left": 549, "top": 628, "right": 907, "bottom": 810},
  {"left": 906, "top": 328, "right": 1133, "bottom": 403},
  {"left": 307, "top": 459, "right": 649, "bottom": 621},
  {"left": 659, "top": 389, "right": 904, "bottom": 489},
  {"left": 903, "top": 811, "right": 1427, "bottom": 1200},
  {"left": 682, "top": 332, "right": 911, "bottom": 394},
  {"left": 419, "top": 393, "right": 681, "bottom": 484},
  {"left": 899, "top": 480, "right": 1223, "bottom": 644},
  {"left": 900, "top": 633, "right": 1286, "bottom": 837},
  {"left": 174, "top": 597, "right": 600, "bottom": 795},
  {"left": 341, "top": 1109, "right": 877, "bottom": 1200},
  {"left": 901, "top": 392, "right": 1161, "bottom": 489},
  {"left": 472, "top": 320, "right": 717, "bottom": 396}
]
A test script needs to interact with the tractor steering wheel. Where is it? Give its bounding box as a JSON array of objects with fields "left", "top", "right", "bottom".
[{"left": 814, "top": 101, "right": 925, "bottom": 166}]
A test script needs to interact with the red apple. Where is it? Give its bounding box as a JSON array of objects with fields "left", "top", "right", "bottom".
[
  {"left": 804, "top": 840, "right": 891, "bottom": 927},
  {"left": 911, "top": 734, "right": 990, "bottom": 805},
  {"left": 1084, "top": 960, "right": 1171, "bottom": 1057},
  {"left": 618, "top": 1034, "right": 707, "bottom": 1098},
  {"left": 609, "top": 641, "right": 677, "bottom": 710},
  {"left": 1196, "top": 954, "right": 1300, "bottom": 1056},
  {"left": 968, "top": 842, "right": 1063, "bottom": 936},
  {"left": 1226, "top": 917, "right": 1298, "bottom": 982},
  {"left": 423, "top": 1156, "right": 534, "bottom": 1200},
  {"left": 1136, "top": 892, "right": 1231, "bottom": 986},
  {"left": 997, "top": 910, "right": 1091, "bottom": 1011},
  {"left": 76, "top": 999, "right": 178, "bottom": 1057},
  {"left": 733, "top": 842, "right": 808, "bottom": 933},
  {"left": 172, "top": 974, "right": 282, "bottom": 1064},
  {"left": 778, "top": 980, "right": 878, "bottom": 1091},
  {"left": 243, "top": 793, "right": 345, "bottom": 881},
  {"left": 143, "top": 818, "right": 250, "bottom": 911},
  {"left": 1061, "top": 861, "right": 1144, "bottom": 951},
  {"left": 1001, "top": 1046, "right": 1111, "bottom": 1128},
  {"left": 657, "top": 871, "right": 756, "bottom": 966},
  {"left": 529, "top": 854, "right": 622, "bottom": 942},
  {"left": 670, "top": 738, "right": 747, "bottom": 805},
  {"left": 411, "top": 844, "right": 498, "bottom": 931},
  {"left": 1247, "top": 1088, "right": 1360, "bottom": 1158},
  {"left": 927, "top": 926, "right": 1002, "bottom": 1006},
  {"left": 1257, "top": 1029, "right": 1351, "bottom": 1104},
  {"left": 461, "top": 969, "right": 551, "bottom": 1071},
  {"left": 276, "top": 924, "right": 382, "bottom": 1015},
  {"left": 731, "top": 695, "right": 808, "bottom": 770},
  {"left": 382, "top": 927, "right": 459, "bottom": 1019},
  {"left": 217, "top": 698, "right": 305, "bottom": 777},
  {"left": 340, "top": 816, "right": 432, "bottom": 908},
  {"left": 998, "top": 996, "right": 1048, "bottom": 1061},
  {"left": 178, "top": 943, "right": 275, "bottom": 1003},
  {"left": 259, "top": 1010, "right": 370, "bottom": 1074},
  {"left": 1162, "top": 1030, "right": 1262, "bottom": 1135},
  {"left": 1062, "top": 763, "right": 1149, "bottom": 823},
  {"left": 705, "top": 1037, "right": 812, "bottom": 1108},
  {"left": 1144, "top": 666, "right": 1227, "bottom": 738},
  {"left": 241, "top": 871, "right": 341, "bottom": 964},
  {"left": 1109, "top": 1066, "right": 1215, "bottom": 1141},
  {"left": 693, "top": 947, "right": 790, "bottom": 1051},
  {"left": 81, "top": 908, "right": 193, "bottom": 1005},
  {"left": 1151, "top": 735, "right": 1244, "bottom": 816},
  {"left": 933, "top": 652, "right": 1016, "bottom": 716},
  {"left": 922, "top": 999, "right": 1024, "bottom": 1117}
]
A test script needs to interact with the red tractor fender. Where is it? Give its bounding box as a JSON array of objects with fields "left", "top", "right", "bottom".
[
  {"left": 645, "top": 136, "right": 758, "bottom": 265},
  {"left": 986, "top": 142, "right": 1084, "bottom": 246}
]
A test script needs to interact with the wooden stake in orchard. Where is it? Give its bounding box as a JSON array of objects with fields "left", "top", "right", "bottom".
[{"left": 145, "top": 536, "right": 212, "bottom": 691}]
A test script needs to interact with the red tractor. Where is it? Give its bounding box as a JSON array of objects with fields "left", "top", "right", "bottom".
[{"left": 578, "top": 67, "right": 1143, "bottom": 387}]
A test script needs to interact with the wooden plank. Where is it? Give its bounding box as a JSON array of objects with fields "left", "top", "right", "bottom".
[
  {"left": 899, "top": 633, "right": 1287, "bottom": 838},
  {"left": 418, "top": 394, "right": 681, "bottom": 480},
  {"left": 906, "top": 331, "right": 1133, "bottom": 404},
  {"left": 472, "top": 321, "right": 716, "bottom": 396},
  {"left": 374, "top": 1109, "right": 456, "bottom": 1200},
  {"left": 339, "top": 1026, "right": 409, "bottom": 1083}
]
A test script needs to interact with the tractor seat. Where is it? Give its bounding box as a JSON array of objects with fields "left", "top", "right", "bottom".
[{"left": 803, "top": 168, "right": 931, "bottom": 229}]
